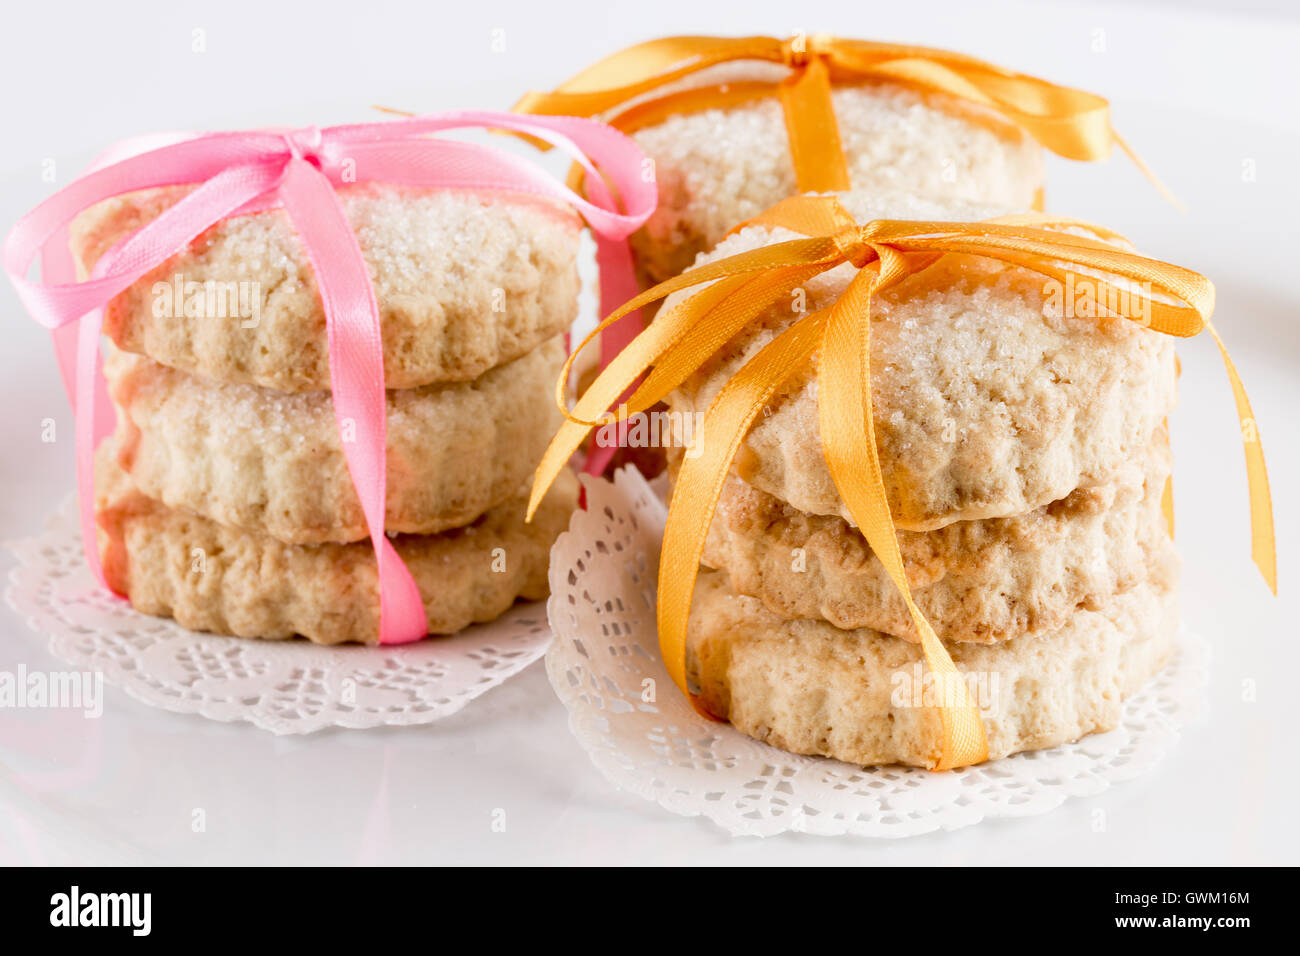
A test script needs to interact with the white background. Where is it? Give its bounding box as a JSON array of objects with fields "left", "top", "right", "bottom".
[{"left": 1, "top": 0, "right": 1297, "bottom": 864}]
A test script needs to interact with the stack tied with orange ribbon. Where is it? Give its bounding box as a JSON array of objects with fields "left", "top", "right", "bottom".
[
  {"left": 530, "top": 192, "right": 1276, "bottom": 770},
  {"left": 5, "top": 112, "right": 656, "bottom": 646},
  {"left": 517, "top": 34, "right": 1167, "bottom": 291}
]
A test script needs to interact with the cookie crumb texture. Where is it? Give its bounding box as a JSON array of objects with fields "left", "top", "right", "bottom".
[
  {"left": 96, "top": 448, "right": 578, "bottom": 644},
  {"left": 687, "top": 570, "right": 1178, "bottom": 768},
  {"left": 106, "top": 337, "right": 566, "bottom": 544},
  {"left": 72, "top": 185, "right": 582, "bottom": 391},
  {"left": 630, "top": 80, "right": 1044, "bottom": 284}
]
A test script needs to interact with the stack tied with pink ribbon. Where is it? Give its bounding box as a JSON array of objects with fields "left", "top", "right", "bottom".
[{"left": 4, "top": 111, "right": 656, "bottom": 645}]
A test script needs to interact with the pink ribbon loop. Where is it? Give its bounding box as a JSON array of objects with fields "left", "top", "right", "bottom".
[{"left": 4, "top": 110, "right": 657, "bottom": 645}]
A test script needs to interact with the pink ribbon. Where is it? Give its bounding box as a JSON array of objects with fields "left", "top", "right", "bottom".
[
  {"left": 4, "top": 110, "right": 656, "bottom": 644},
  {"left": 584, "top": 234, "right": 643, "bottom": 477}
]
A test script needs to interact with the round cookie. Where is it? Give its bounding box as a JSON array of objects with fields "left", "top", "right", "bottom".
[
  {"left": 96, "top": 447, "right": 578, "bottom": 644},
  {"left": 702, "top": 429, "right": 1172, "bottom": 642},
  {"left": 71, "top": 184, "right": 582, "bottom": 391},
  {"left": 105, "top": 336, "right": 566, "bottom": 544},
  {"left": 686, "top": 567, "right": 1179, "bottom": 768},
  {"left": 626, "top": 66, "right": 1043, "bottom": 285},
  {"left": 667, "top": 191, "right": 1178, "bottom": 531}
]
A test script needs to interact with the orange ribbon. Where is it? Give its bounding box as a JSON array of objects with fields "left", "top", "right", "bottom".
[
  {"left": 529, "top": 194, "right": 1275, "bottom": 770},
  {"left": 515, "top": 33, "right": 1175, "bottom": 202}
]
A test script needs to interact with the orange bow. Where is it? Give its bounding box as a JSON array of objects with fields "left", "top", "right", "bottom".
[
  {"left": 515, "top": 33, "right": 1174, "bottom": 202},
  {"left": 529, "top": 194, "right": 1275, "bottom": 770}
]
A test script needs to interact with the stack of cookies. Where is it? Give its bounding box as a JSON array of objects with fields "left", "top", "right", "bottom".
[
  {"left": 72, "top": 185, "right": 581, "bottom": 644},
  {"left": 667, "top": 192, "right": 1181, "bottom": 767}
]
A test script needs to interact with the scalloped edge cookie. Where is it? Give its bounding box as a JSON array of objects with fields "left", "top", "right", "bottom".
[
  {"left": 687, "top": 567, "right": 1178, "bottom": 768},
  {"left": 701, "top": 428, "right": 1173, "bottom": 642},
  {"left": 96, "top": 446, "right": 578, "bottom": 644},
  {"left": 72, "top": 184, "right": 582, "bottom": 391},
  {"left": 627, "top": 72, "right": 1043, "bottom": 284},
  {"left": 667, "top": 191, "right": 1178, "bottom": 530},
  {"left": 106, "top": 336, "right": 565, "bottom": 544}
]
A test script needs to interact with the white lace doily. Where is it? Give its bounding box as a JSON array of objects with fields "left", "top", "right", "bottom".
[
  {"left": 4, "top": 495, "right": 552, "bottom": 734},
  {"left": 546, "top": 468, "right": 1210, "bottom": 839}
]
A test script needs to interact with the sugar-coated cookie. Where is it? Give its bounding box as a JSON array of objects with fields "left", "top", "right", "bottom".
[
  {"left": 667, "top": 191, "right": 1177, "bottom": 530},
  {"left": 105, "top": 337, "right": 565, "bottom": 544},
  {"left": 96, "top": 447, "right": 578, "bottom": 644},
  {"left": 626, "top": 66, "right": 1043, "bottom": 285},
  {"left": 687, "top": 568, "right": 1178, "bottom": 768},
  {"left": 72, "top": 185, "right": 581, "bottom": 391},
  {"left": 702, "top": 429, "right": 1173, "bottom": 642}
]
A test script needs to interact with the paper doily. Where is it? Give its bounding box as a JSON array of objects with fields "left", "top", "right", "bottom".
[
  {"left": 4, "top": 495, "right": 552, "bottom": 734},
  {"left": 546, "top": 468, "right": 1210, "bottom": 838}
]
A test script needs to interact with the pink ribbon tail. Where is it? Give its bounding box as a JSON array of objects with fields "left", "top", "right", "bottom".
[
  {"left": 584, "top": 235, "right": 645, "bottom": 477},
  {"left": 277, "top": 156, "right": 428, "bottom": 643}
]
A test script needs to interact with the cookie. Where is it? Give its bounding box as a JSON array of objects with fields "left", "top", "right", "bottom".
[
  {"left": 105, "top": 337, "right": 566, "bottom": 544},
  {"left": 666, "top": 191, "right": 1178, "bottom": 530},
  {"left": 626, "top": 67, "right": 1043, "bottom": 285},
  {"left": 72, "top": 184, "right": 582, "bottom": 391},
  {"left": 687, "top": 568, "right": 1179, "bottom": 768},
  {"left": 96, "top": 447, "right": 578, "bottom": 644},
  {"left": 702, "top": 428, "right": 1172, "bottom": 642}
]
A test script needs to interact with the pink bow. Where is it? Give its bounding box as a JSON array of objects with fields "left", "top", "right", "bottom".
[{"left": 3, "top": 110, "right": 656, "bottom": 644}]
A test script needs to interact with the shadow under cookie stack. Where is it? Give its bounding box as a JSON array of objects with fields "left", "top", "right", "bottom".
[
  {"left": 75, "top": 185, "right": 580, "bottom": 644},
  {"left": 664, "top": 192, "right": 1181, "bottom": 767}
]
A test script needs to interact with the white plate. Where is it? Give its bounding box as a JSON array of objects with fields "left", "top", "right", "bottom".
[{"left": 0, "top": 0, "right": 1296, "bottom": 864}]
